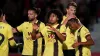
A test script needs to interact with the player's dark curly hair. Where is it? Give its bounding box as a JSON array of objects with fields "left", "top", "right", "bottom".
[
  {"left": 45, "top": 9, "right": 63, "bottom": 24},
  {"left": 28, "top": 7, "right": 41, "bottom": 15}
]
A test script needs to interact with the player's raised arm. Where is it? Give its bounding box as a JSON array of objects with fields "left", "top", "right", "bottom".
[{"left": 48, "top": 25, "right": 66, "bottom": 41}]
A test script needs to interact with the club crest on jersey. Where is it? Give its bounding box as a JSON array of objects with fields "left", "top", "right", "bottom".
[{"left": 48, "top": 34, "right": 55, "bottom": 38}]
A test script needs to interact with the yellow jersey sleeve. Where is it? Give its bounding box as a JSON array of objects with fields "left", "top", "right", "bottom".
[
  {"left": 7, "top": 24, "right": 16, "bottom": 46},
  {"left": 7, "top": 25, "right": 13, "bottom": 39},
  {"left": 81, "top": 26, "right": 90, "bottom": 37},
  {"left": 9, "top": 39, "right": 16, "bottom": 46},
  {"left": 17, "top": 23, "right": 24, "bottom": 32}
]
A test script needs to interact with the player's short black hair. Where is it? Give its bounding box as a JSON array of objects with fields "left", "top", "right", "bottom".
[
  {"left": 67, "top": 18, "right": 79, "bottom": 25},
  {"left": 0, "top": 9, "right": 3, "bottom": 17},
  {"left": 28, "top": 7, "right": 41, "bottom": 15},
  {"left": 45, "top": 9, "right": 63, "bottom": 24},
  {"left": 66, "top": 2, "right": 77, "bottom": 9}
]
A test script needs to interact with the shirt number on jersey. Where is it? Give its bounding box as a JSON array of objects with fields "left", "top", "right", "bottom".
[{"left": 0, "top": 33, "right": 5, "bottom": 45}]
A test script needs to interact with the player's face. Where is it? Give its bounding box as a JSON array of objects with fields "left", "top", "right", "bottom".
[
  {"left": 48, "top": 13, "right": 58, "bottom": 24},
  {"left": 28, "top": 10, "right": 37, "bottom": 21},
  {"left": 69, "top": 22, "right": 77, "bottom": 30},
  {"left": 67, "top": 6, "right": 76, "bottom": 15}
]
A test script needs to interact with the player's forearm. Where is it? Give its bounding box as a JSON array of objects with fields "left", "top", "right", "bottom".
[
  {"left": 79, "top": 40, "right": 94, "bottom": 46},
  {"left": 62, "top": 19, "right": 68, "bottom": 25},
  {"left": 79, "top": 35, "right": 95, "bottom": 46},
  {"left": 54, "top": 30, "right": 66, "bottom": 41}
]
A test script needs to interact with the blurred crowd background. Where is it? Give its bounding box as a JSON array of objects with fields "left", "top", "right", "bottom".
[{"left": 0, "top": 0, "right": 100, "bottom": 55}]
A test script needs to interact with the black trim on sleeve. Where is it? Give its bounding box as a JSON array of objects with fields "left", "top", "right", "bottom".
[{"left": 8, "top": 37, "right": 14, "bottom": 40}]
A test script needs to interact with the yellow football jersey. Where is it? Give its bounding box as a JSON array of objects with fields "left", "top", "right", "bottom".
[
  {"left": 41, "top": 24, "right": 66, "bottom": 56},
  {"left": 75, "top": 26, "right": 91, "bottom": 56},
  {"left": 63, "top": 27, "right": 75, "bottom": 50},
  {"left": 62, "top": 16, "right": 75, "bottom": 50},
  {"left": 17, "top": 20, "right": 45, "bottom": 56},
  {"left": 0, "top": 22, "right": 14, "bottom": 56},
  {"left": 62, "top": 15, "right": 82, "bottom": 50}
]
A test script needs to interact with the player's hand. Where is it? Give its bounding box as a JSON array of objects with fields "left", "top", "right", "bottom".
[
  {"left": 47, "top": 24, "right": 56, "bottom": 32},
  {"left": 72, "top": 42, "right": 80, "bottom": 48},
  {"left": 33, "top": 23, "right": 39, "bottom": 31},
  {"left": 67, "top": 14, "right": 76, "bottom": 20},
  {"left": 62, "top": 15, "right": 76, "bottom": 25}
]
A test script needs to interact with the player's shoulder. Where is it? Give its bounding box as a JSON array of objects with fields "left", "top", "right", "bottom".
[
  {"left": 81, "top": 26, "right": 88, "bottom": 30},
  {"left": 59, "top": 24, "right": 66, "bottom": 30},
  {"left": 58, "top": 24, "right": 66, "bottom": 28},
  {"left": 3, "top": 23, "right": 12, "bottom": 28},
  {"left": 21, "top": 21, "right": 30, "bottom": 25},
  {"left": 37, "top": 20, "right": 45, "bottom": 26},
  {"left": 37, "top": 20, "right": 44, "bottom": 24},
  {"left": 40, "top": 22, "right": 45, "bottom": 25},
  {"left": 23, "top": 21, "right": 29, "bottom": 24},
  {"left": 80, "top": 25, "right": 89, "bottom": 32}
]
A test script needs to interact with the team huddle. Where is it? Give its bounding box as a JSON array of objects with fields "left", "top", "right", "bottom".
[{"left": 0, "top": 2, "right": 94, "bottom": 56}]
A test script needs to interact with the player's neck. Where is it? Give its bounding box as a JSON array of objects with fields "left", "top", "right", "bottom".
[
  {"left": 32, "top": 18, "right": 37, "bottom": 23},
  {"left": 66, "top": 14, "right": 70, "bottom": 17},
  {"left": 65, "top": 14, "right": 68, "bottom": 17},
  {"left": 66, "top": 12, "right": 71, "bottom": 16}
]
